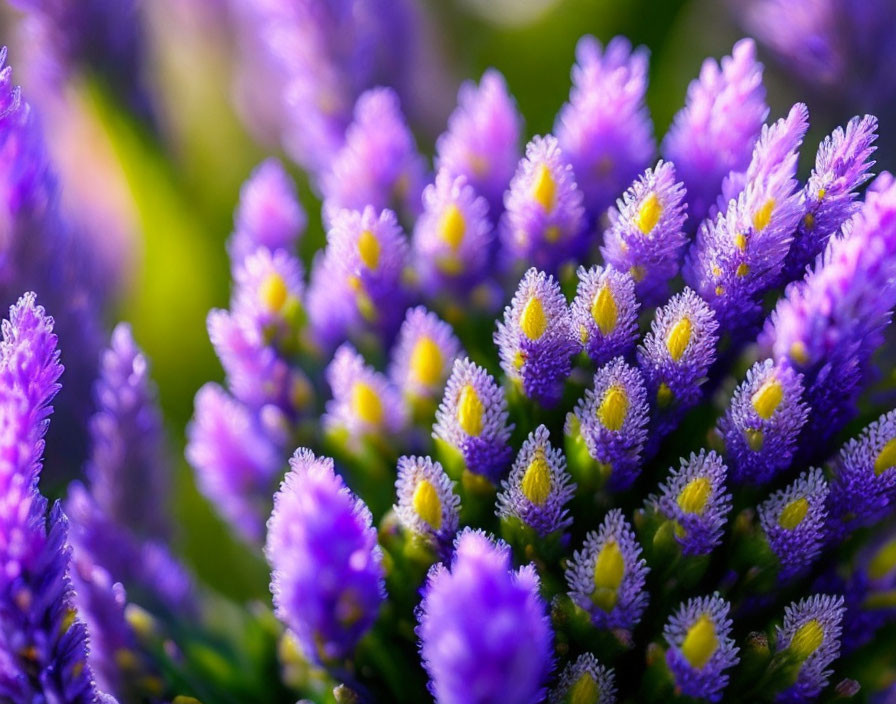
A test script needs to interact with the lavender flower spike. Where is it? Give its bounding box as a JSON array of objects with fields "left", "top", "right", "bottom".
[
  {"left": 601, "top": 160, "right": 688, "bottom": 304},
  {"left": 783, "top": 115, "right": 878, "bottom": 281},
  {"left": 684, "top": 103, "right": 808, "bottom": 334},
  {"left": 389, "top": 306, "right": 463, "bottom": 409},
  {"left": 395, "top": 455, "right": 461, "bottom": 547},
  {"left": 412, "top": 171, "right": 494, "bottom": 299},
  {"left": 650, "top": 450, "right": 732, "bottom": 556},
  {"left": 759, "top": 468, "right": 829, "bottom": 579},
  {"left": 717, "top": 359, "right": 809, "bottom": 485},
  {"left": 266, "top": 449, "right": 385, "bottom": 665},
  {"left": 555, "top": 35, "right": 654, "bottom": 220},
  {"left": 636, "top": 288, "right": 719, "bottom": 437},
  {"left": 323, "top": 344, "right": 407, "bottom": 449},
  {"left": 566, "top": 357, "right": 649, "bottom": 491},
  {"left": 550, "top": 653, "right": 617, "bottom": 704},
  {"left": 433, "top": 358, "right": 514, "bottom": 481},
  {"left": 322, "top": 87, "right": 427, "bottom": 221},
  {"left": 775, "top": 594, "right": 845, "bottom": 703},
  {"left": 495, "top": 268, "right": 577, "bottom": 407},
  {"left": 570, "top": 265, "right": 640, "bottom": 367},
  {"left": 417, "top": 529, "right": 553, "bottom": 704},
  {"left": 436, "top": 69, "right": 523, "bottom": 217},
  {"left": 827, "top": 410, "right": 896, "bottom": 539},
  {"left": 566, "top": 509, "right": 649, "bottom": 630},
  {"left": 0, "top": 293, "right": 106, "bottom": 703},
  {"left": 229, "top": 158, "right": 306, "bottom": 266},
  {"left": 496, "top": 425, "right": 575, "bottom": 537},
  {"left": 664, "top": 594, "right": 739, "bottom": 702},
  {"left": 500, "top": 135, "right": 586, "bottom": 274},
  {"left": 662, "top": 38, "right": 768, "bottom": 224}
]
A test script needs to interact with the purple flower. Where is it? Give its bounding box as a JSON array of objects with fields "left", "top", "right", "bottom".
[
  {"left": 761, "top": 172, "right": 896, "bottom": 448},
  {"left": 86, "top": 323, "right": 169, "bottom": 540},
  {"left": 307, "top": 206, "right": 410, "bottom": 351},
  {"left": 186, "top": 383, "right": 283, "bottom": 543},
  {"left": 775, "top": 594, "right": 845, "bottom": 703},
  {"left": 412, "top": 170, "right": 494, "bottom": 298},
  {"left": 389, "top": 306, "right": 463, "bottom": 407},
  {"left": 684, "top": 103, "right": 808, "bottom": 334},
  {"left": 555, "top": 35, "right": 654, "bottom": 220},
  {"left": 266, "top": 449, "right": 385, "bottom": 665},
  {"left": 650, "top": 450, "right": 732, "bottom": 556},
  {"left": 549, "top": 653, "right": 616, "bottom": 704},
  {"left": 759, "top": 468, "right": 829, "bottom": 579},
  {"left": 322, "top": 87, "right": 427, "bottom": 221},
  {"left": 636, "top": 288, "right": 719, "bottom": 437},
  {"left": 783, "top": 115, "right": 878, "bottom": 281},
  {"left": 0, "top": 293, "right": 105, "bottom": 703},
  {"left": 827, "top": 410, "right": 896, "bottom": 539},
  {"left": 494, "top": 268, "right": 577, "bottom": 407},
  {"left": 601, "top": 160, "right": 688, "bottom": 304},
  {"left": 394, "top": 455, "right": 460, "bottom": 547},
  {"left": 566, "top": 357, "right": 649, "bottom": 491},
  {"left": 664, "top": 594, "right": 739, "bottom": 702},
  {"left": 229, "top": 158, "right": 306, "bottom": 266},
  {"left": 436, "top": 69, "right": 523, "bottom": 218},
  {"left": 324, "top": 344, "right": 408, "bottom": 449},
  {"left": 716, "top": 359, "right": 809, "bottom": 485},
  {"left": 496, "top": 425, "right": 575, "bottom": 537},
  {"left": 570, "top": 265, "right": 639, "bottom": 367},
  {"left": 662, "top": 39, "right": 768, "bottom": 225},
  {"left": 232, "top": 247, "right": 305, "bottom": 344},
  {"left": 417, "top": 528, "right": 553, "bottom": 704},
  {"left": 433, "top": 358, "right": 514, "bottom": 482},
  {"left": 499, "top": 135, "right": 585, "bottom": 274},
  {"left": 565, "top": 509, "right": 649, "bottom": 630}
]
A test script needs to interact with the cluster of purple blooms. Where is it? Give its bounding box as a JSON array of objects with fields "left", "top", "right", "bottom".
[{"left": 1, "top": 3, "right": 896, "bottom": 701}]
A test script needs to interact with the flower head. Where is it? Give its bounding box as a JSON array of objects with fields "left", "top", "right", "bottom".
[
  {"left": 570, "top": 265, "right": 640, "bottom": 367},
  {"left": 389, "top": 306, "right": 463, "bottom": 405},
  {"left": 395, "top": 455, "right": 460, "bottom": 546},
  {"left": 495, "top": 268, "right": 577, "bottom": 407},
  {"left": 717, "top": 359, "right": 809, "bottom": 485},
  {"left": 496, "top": 425, "right": 575, "bottom": 536},
  {"left": 266, "top": 449, "right": 385, "bottom": 664},
  {"left": 566, "top": 509, "right": 649, "bottom": 630},
  {"left": 664, "top": 594, "right": 739, "bottom": 702},
  {"left": 417, "top": 528, "right": 553, "bottom": 704},
  {"left": 500, "top": 135, "right": 585, "bottom": 273},
  {"left": 549, "top": 653, "right": 617, "bottom": 704},
  {"left": 651, "top": 450, "right": 732, "bottom": 556},
  {"left": 232, "top": 247, "right": 305, "bottom": 345},
  {"left": 433, "top": 358, "right": 514, "bottom": 481},
  {"left": 555, "top": 35, "right": 654, "bottom": 219}
]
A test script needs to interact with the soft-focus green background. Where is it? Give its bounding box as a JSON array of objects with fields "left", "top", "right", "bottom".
[{"left": 0, "top": 0, "right": 886, "bottom": 602}]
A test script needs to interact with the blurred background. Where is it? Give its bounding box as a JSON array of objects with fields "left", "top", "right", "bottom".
[{"left": 0, "top": 0, "right": 892, "bottom": 603}]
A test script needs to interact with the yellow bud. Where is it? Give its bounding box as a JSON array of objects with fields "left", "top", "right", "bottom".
[
  {"left": 635, "top": 193, "right": 663, "bottom": 234},
  {"left": 440, "top": 204, "right": 466, "bottom": 250},
  {"left": 569, "top": 673, "right": 600, "bottom": 704},
  {"left": 666, "top": 317, "right": 692, "bottom": 361},
  {"left": 746, "top": 428, "right": 764, "bottom": 451},
  {"left": 804, "top": 212, "right": 816, "bottom": 229},
  {"left": 259, "top": 272, "right": 288, "bottom": 312},
  {"left": 520, "top": 296, "right": 548, "bottom": 340},
  {"left": 778, "top": 498, "right": 809, "bottom": 530},
  {"left": 736, "top": 263, "right": 750, "bottom": 278},
  {"left": 352, "top": 383, "right": 383, "bottom": 425},
  {"left": 592, "top": 540, "right": 624, "bottom": 612},
  {"left": 521, "top": 452, "right": 552, "bottom": 506},
  {"left": 869, "top": 538, "right": 896, "bottom": 580},
  {"left": 874, "top": 438, "right": 896, "bottom": 476},
  {"left": 818, "top": 188, "right": 827, "bottom": 200},
  {"left": 457, "top": 384, "right": 484, "bottom": 436},
  {"left": 677, "top": 478, "right": 711, "bottom": 515},
  {"left": 753, "top": 198, "right": 776, "bottom": 232},
  {"left": 410, "top": 337, "right": 443, "bottom": 386},
  {"left": 789, "top": 341, "right": 809, "bottom": 366},
  {"left": 591, "top": 285, "right": 617, "bottom": 335},
  {"left": 657, "top": 382, "right": 674, "bottom": 407},
  {"left": 533, "top": 164, "right": 556, "bottom": 212},
  {"left": 597, "top": 385, "right": 629, "bottom": 431},
  {"left": 412, "top": 480, "right": 442, "bottom": 529},
  {"left": 681, "top": 614, "right": 718, "bottom": 669},
  {"left": 751, "top": 379, "right": 783, "bottom": 419},
  {"left": 358, "top": 229, "right": 380, "bottom": 269},
  {"left": 734, "top": 233, "right": 747, "bottom": 251},
  {"left": 629, "top": 265, "right": 647, "bottom": 282},
  {"left": 790, "top": 619, "right": 824, "bottom": 661}
]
